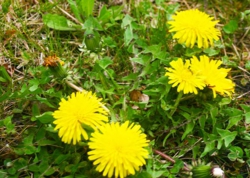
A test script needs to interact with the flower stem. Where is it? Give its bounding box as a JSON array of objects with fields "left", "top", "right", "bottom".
[
  {"left": 170, "top": 91, "right": 183, "bottom": 116},
  {"left": 153, "top": 149, "right": 190, "bottom": 171}
]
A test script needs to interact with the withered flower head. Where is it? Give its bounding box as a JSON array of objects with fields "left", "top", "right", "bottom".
[{"left": 43, "top": 54, "right": 64, "bottom": 67}]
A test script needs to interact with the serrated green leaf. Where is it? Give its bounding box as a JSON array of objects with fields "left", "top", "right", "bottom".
[
  {"left": 226, "top": 115, "right": 243, "bottom": 129},
  {"left": 143, "top": 45, "right": 167, "bottom": 60},
  {"left": 81, "top": 0, "right": 94, "bottom": 17},
  {"left": 98, "top": 5, "right": 111, "bottom": 23},
  {"left": 170, "top": 159, "right": 184, "bottom": 173},
  {"left": 68, "top": 0, "right": 83, "bottom": 23},
  {"left": 121, "top": 14, "right": 135, "bottom": 28},
  {"left": 216, "top": 128, "right": 237, "bottom": 147}
]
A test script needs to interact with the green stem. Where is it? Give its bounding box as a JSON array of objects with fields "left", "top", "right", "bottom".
[{"left": 170, "top": 91, "right": 183, "bottom": 116}]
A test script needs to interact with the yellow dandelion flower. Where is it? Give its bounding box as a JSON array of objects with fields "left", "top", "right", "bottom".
[
  {"left": 190, "top": 55, "right": 235, "bottom": 98},
  {"left": 165, "top": 58, "right": 206, "bottom": 94},
  {"left": 168, "top": 9, "right": 221, "bottom": 48},
  {"left": 53, "top": 91, "right": 109, "bottom": 145},
  {"left": 88, "top": 121, "right": 149, "bottom": 178}
]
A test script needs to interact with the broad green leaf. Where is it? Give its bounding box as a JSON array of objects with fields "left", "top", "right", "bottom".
[
  {"left": 13, "top": 158, "right": 27, "bottom": 170},
  {"left": 245, "top": 60, "right": 250, "bottom": 71},
  {"left": 7, "top": 167, "right": 16, "bottom": 175},
  {"left": 39, "top": 160, "right": 50, "bottom": 174},
  {"left": 143, "top": 45, "right": 167, "bottom": 61},
  {"left": 216, "top": 128, "right": 237, "bottom": 147},
  {"left": 43, "top": 14, "right": 80, "bottom": 31},
  {"left": 240, "top": 104, "right": 250, "bottom": 112},
  {"left": 54, "top": 154, "right": 69, "bottom": 165},
  {"left": 223, "top": 19, "right": 238, "bottom": 34},
  {"left": 222, "top": 107, "right": 243, "bottom": 117},
  {"left": 240, "top": 104, "right": 250, "bottom": 123},
  {"left": 44, "top": 167, "right": 56, "bottom": 176},
  {"left": 14, "top": 145, "right": 38, "bottom": 155},
  {"left": 217, "top": 139, "right": 223, "bottom": 150},
  {"left": 219, "top": 97, "right": 231, "bottom": 106},
  {"left": 228, "top": 146, "right": 243, "bottom": 161},
  {"left": 130, "top": 57, "right": 147, "bottom": 66},
  {"left": 97, "top": 57, "right": 113, "bottom": 69},
  {"left": 98, "top": 5, "right": 112, "bottom": 24},
  {"left": 170, "top": 159, "right": 184, "bottom": 173},
  {"left": 121, "top": 14, "right": 135, "bottom": 28},
  {"left": 80, "top": 0, "right": 94, "bottom": 17},
  {"left": 201, "top": 141, "right": 215, "bottom": 158},
  {"left": 103, "top": 36, "right": 117, "bottom": 48},
  {"left": 122, "top": 73, "right": 138, "bottom": 81},
  {"left": 36, "top": 112, "right": 54, "bottom": 124},
  {"left": 203, "top": 48, "right": 220, "bottom": 56},
  {"left": 23, "top": 133, "right": 34, "bottom": 145}
]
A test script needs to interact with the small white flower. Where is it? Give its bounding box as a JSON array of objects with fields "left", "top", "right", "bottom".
[
  {"left": 6, "top": 162, "right": 12, "bottom": 167},
  {"left": 212, "top": 167, "right": 224, "bottom": 177}
]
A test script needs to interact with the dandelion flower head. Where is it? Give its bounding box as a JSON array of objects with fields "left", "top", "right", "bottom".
[
  {"left": 165, "top": 58, "right": 206, "bottom": 94},
  {"left": 53, "top": 91, "right": 109, "bottom": 145},
  {"left": 43, "top": 54, "right": 64, "bottom": 67},
  {"left": 88, "top": 121, "right": 149, "bottom": 178},
  {"left": 190, "top": 55, "right": 235, "bottom": 98},
  {"left": 168, "top": 9, "right": 221, "bottom": 48}
]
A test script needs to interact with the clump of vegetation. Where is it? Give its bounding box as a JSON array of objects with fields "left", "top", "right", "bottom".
[{"left": 1, "top": 0, "right": 250, "bottom": 178}]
